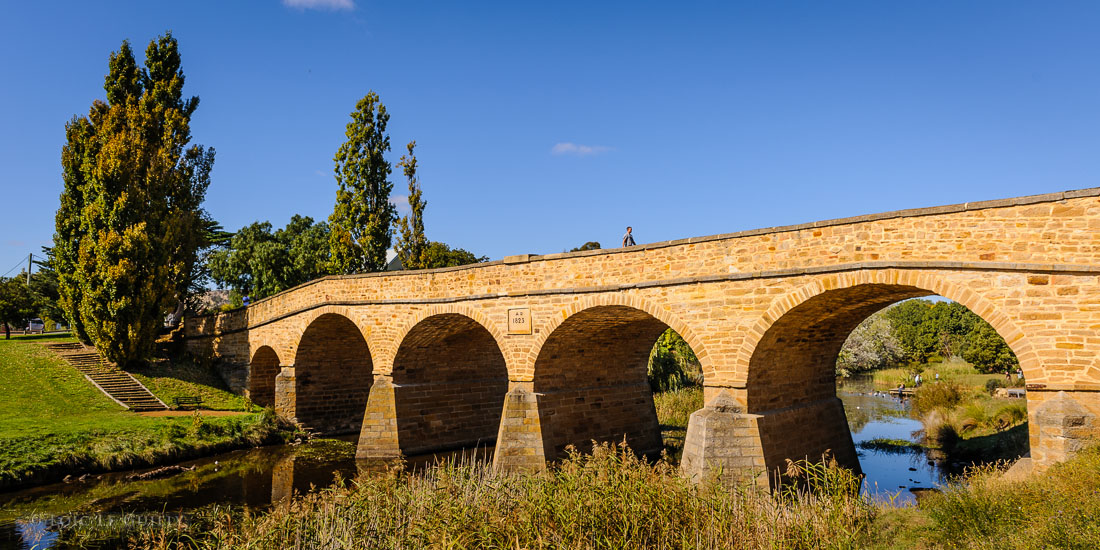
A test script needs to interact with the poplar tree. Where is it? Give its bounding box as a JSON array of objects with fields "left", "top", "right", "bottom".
[
  {"left": 54, "top": 34, "right": 214, "bottom": 367},
  {"left": 395, "top": 141, "right": 427, "bottom": 270},
  {"left": 329, "top": 91, "right": 398, "bottom": 274}
]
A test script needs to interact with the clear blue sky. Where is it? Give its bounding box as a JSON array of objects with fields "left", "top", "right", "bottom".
[{"left": 2, "top": 1, "right": 1099, "bottom": 279}]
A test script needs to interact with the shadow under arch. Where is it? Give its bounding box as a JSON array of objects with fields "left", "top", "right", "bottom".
[
  {"left": 527, "top": 295, "right": 713, "bottom": 383},
  {"left": 249, "top": 346, "right": 280, "bottom": 408},
  {"left": 532, "top": 305, "right": 675, "bottom": 459},
  {"left": 390, "top": 313, "right": 509, "bottom": 455},
  {"left": 293, "top": 313, "right": 374, "bottom": 435}
]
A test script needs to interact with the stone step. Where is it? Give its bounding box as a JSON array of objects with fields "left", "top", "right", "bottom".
[{"left": 40, "top": 342, "right": 168, "bottom": 412}]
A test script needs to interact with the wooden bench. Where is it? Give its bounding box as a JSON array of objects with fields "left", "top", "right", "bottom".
[{"left": 174, "top": 396, "right": 204, "bottom": 410}]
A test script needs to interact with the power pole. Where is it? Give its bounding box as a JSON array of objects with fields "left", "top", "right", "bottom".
[{"left": 26, "top": 253, "right": 32, "bottom": 285}]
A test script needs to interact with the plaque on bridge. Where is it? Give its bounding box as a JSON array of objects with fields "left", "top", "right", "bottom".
[{"left": 508, "top": 308, "right": 532, "bottom": 335}]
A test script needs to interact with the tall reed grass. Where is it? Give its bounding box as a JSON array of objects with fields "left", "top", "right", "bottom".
[
  {"left": 139, "top": 442, "right": 877, "bottom": 550},
  {"left": 918, "top": 445, "right": 1100, "bottom": 549}
]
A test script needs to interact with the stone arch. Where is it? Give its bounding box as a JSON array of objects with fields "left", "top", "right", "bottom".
[
  {"left": 728, "top": 269, "right": 1033, "bottom": 478},
  {"left": 531, "top": 301, "right": 690, "bottom": 459},
  {"left": 387, "top": 304, "right": 511, "bottom": 374},
  {"left": 390, "top": 311, "right": 509, "bottom": 455},
  {"left": 734, "top": 269, "right": 1040, "bottom": 394},
  {"left": 293, "top": 312, "right": 374, "bottom": 434},
  {"left": 527, "top": 293, "right": 712, "bottom": 382},
  {"left": 288, "top": 305, "right": 375, "bottom": 367},
  {"left": 249, "top": 346, "right": 280, "bottom": 408}
]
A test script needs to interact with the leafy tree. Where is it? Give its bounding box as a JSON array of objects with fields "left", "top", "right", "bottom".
[
  {"left": 647, "top": 329, "right": 700, "bottom": 392},
  {"left": 962, "top": 323, "right": 1020, "bottom": 374},
  {"left": 869, "top": 298, "right": 1017, "bottom": 374},
  {"left": 394, "top": 141, "right": 428, "bottom": 270},
  {"left": 0, "top": 278, "right": 35, "bottom": 339},
  {"left": 54, "top": 34, "right": 214, "bottom": 367},
  {"left": 420, "top": 241, "right": 488, "bottom": 269},
  {"left": 570, "top": 241, "right": 601, "bottom": 252},
  {"left": 56, "top": 113, "right": 96, "bottom": 343},
  {"left": 208, "top": 216, "right": 331, "bottom": 301},
  {"left": 837, "top": 309, "right": 904, "bottom": 376},
  {"left": 29, "top": 248, "right": 64, "bottom": 325},
  {"left": 179, "top": 219, "right": 232, "bottom": 316},
  {"left": 330, "top": 91, "right": 398, "bottom": 274},
  {"left": 885, "top": 299, "right": 938, "bottom": 363},
  {"left": 924, "top": 301, "right": 981, "bottom": 357}
]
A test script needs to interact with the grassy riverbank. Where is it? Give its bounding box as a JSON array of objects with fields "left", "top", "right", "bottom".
[
  {"left": 870, "top": 357, "right": 1019, "bottom": 391},
  {"left": 140, "top": 442, "right": 876, "bottom": 549},
  {"left": 878, "top": 445, "right": 1100, "bottom": 549},
  {"left": 854, "top": 359, "right": 1030, "bottom": 462},
  {"left": 0, "top": 334, "right": 295, "bottom": 490}
]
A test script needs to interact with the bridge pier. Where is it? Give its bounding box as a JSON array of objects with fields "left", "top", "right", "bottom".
[
  {"left": 492, "top": 382, "right": 548, "bottom": 472},
  {"left": 491, "top": 378, "right": 663, "bottom": 472},
  {"left": 1028, "top": 389, "right": 1100, "bottom": 471},
  {"left": 681, "top": 393, "right": 766, "bottom": 486},
  {"left": 274, "top": 366, "right": 296, "bottom": 422},
  {"left": 681, "top": 388, "right": 858, "bottom": 487},
  {"left": 356, "top": 375, "right": 401, "bottom": 459}
]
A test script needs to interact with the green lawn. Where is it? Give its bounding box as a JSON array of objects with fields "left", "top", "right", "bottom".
[
  {"left": 130, "top": 355, "right": 252, "bottom": 411},
  {"left": 0, "top": 334, "right": 130, "bottom": 438},
  {"left": 0, "top": 334, "right": 293, "bottom": 489}
]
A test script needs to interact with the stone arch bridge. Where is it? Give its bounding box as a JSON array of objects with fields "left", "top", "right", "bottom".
[{"left": 186, "top": 188, "right": 1100, "bottom": 483}]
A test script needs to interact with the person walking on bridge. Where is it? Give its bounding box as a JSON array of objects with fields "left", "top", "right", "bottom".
[{"left": 622, "top": 226, "right": 636, "bottom": 247}]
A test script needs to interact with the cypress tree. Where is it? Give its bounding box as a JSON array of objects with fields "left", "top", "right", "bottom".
[{"left": 54, "top": 34, "right": 214, "bottom": 367}]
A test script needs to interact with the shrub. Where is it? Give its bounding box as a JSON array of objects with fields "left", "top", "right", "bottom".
[
  {"left": 912, "top": 381, "right": 967, "bottom": 416},
  {"left": 922, "top": 409, "right": 961, "bottom": 450},
  {"left": 990, "top": 402, "right": 1028, "bottom": 431},
  {"left": 959, "top": 403, "right": 989, "bottom": 433}
]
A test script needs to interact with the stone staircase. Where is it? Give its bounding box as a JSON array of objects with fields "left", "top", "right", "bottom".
[{"left": 42, "top": 342, "right": 168, "bottom": 412}]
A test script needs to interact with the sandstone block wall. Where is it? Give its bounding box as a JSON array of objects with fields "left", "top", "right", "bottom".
[{"left": 183, "top": 188, "right": 1100, "bottom": 480}]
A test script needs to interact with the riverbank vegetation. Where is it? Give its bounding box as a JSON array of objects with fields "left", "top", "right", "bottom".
[
  {"left": 0, "top": 334, "right": 295, "bottom": 490},
  {"left": 117, "top": 441, "right": 1100, "bottom": 550},
  {"left": 880, "top": 444, "right": 1100, "bottom": 549},
  {"left": 138, "top": 442, "right": 875, "bottom": 550}
]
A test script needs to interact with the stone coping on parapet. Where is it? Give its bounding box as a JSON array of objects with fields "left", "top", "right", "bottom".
[
  {"left": 191, "top": 186, "right": 1100, "bottom": 318},
  {"left": 184, "top": 260, "right": 1100, "bottom": 338}
]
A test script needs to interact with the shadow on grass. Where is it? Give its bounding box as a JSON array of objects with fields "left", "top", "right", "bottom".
[
  {"left": 659, "top": 424, "right": 688, "bottom": 462},
  {"left": 950, "top": 422, "right": 1029, "bottom": 463}
]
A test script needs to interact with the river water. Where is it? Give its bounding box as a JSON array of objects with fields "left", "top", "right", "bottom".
[
  {"left": 2, "top": 382, "right": 951, "bottom": 548},
  {"left": 837, "top": 376, "right": 956, "bottom": 504}
]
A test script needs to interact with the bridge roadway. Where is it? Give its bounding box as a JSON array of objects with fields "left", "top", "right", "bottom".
[{"left": 185, "top": 187, "right": 1100, "bottom": 484}]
